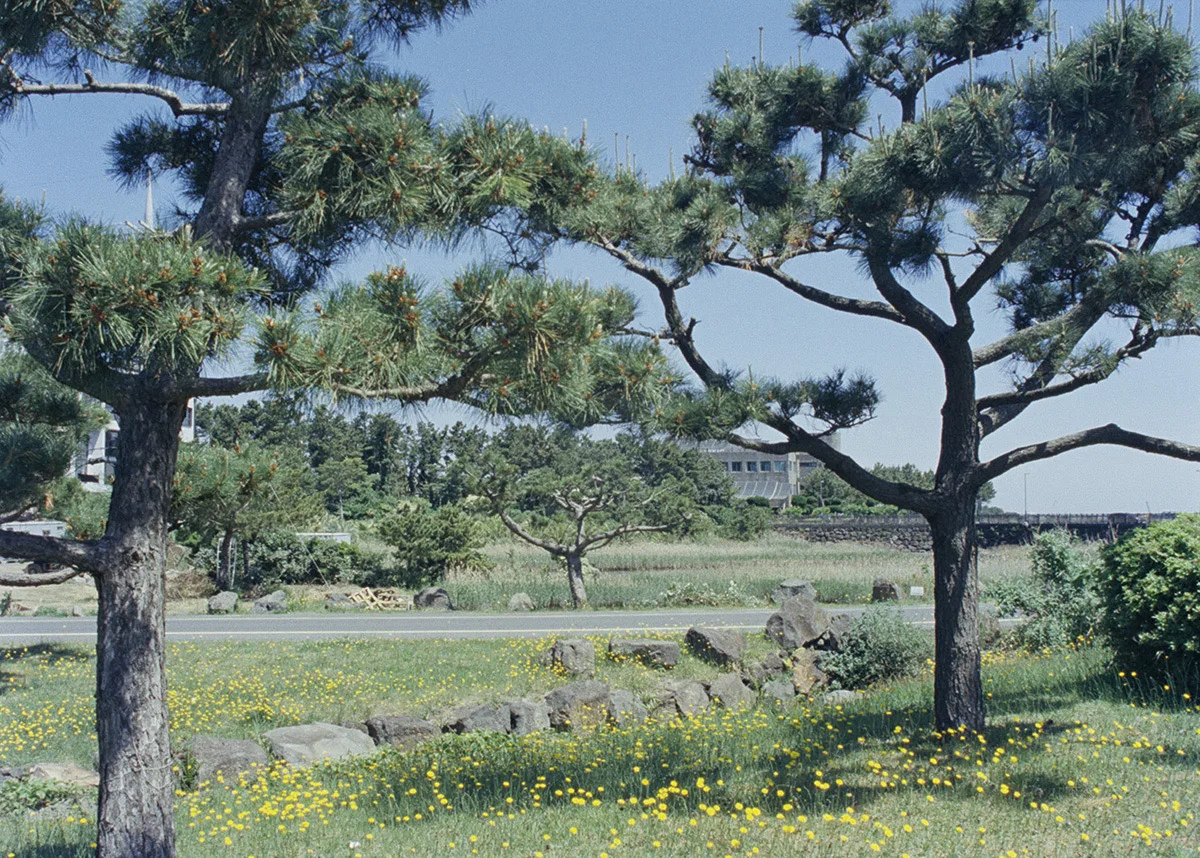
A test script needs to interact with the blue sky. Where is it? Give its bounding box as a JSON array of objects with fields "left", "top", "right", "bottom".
[{"left": 2, "top": 0, "right": 1198, "bottom": 514}]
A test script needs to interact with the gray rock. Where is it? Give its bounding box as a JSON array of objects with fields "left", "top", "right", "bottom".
[
  {"left": 71, "top": 606, "right": 84, "bottom": 617},
  {"left": 324, "top": 592, "right": 363, "bottom": 610},
  {"left": 186, "top": 737, "right": 268, "bottom": 785},
  {"left": 741, "top": 651, "right": 788, "bottom": 688},
  {"left": 658, "top": 679, "right": 710, "bottom": 718},
  {"left": 251, "top": 590, "right": 288, "bottom": 614},
  {"left": 207, "top": 591, "right": 239, "bottom": 614},
  {"left": 871, "top": 579, "right": 901, "bottom": 602},
  {"left": 443, "top": 704, "right": 507, "bottom": 734},
  {"left": 544, "top": 680, "right": 610, "bottom": 731},
  {"left": 364, "top": 715, "right": 440, "bottom": 749},
  {"left": 25, "top": 762, "right": 99, "bottom": 788},
  {"left": 765, "top": 598, "right": 829, "bottom": 650},
  {"left": 263, "top": 722, "right": 376, "bottom": 767},
  {"left": 762, "top": 680, "right": 796, "bottom": 705},
  {"left": 708, "top": 672, "right": 754, "bottom": 709},
  {"left": 684, "top": 626, "right": 745, "bottom": 666},
  {"left": 823, "top": 689, "right": 858, "bottom": 706},
  {"left": 608, "top": 639, "right": 680, "bottom": 669},
  {"left": 811, "top": 613, "right": 852, "bottom": 653},
  {"left": 790, "top": 648, "right": 828, "bottom": 694},
  {"left": 549, "top": 639, "right": 596, "bottom": 676},
  {"left": 414, "top": 587, "right": 453, "bottom": 610},
  {"left": 607, "top": 689, "right": 649, "bottom": 726},
  {"left": 507, "top": 592, "right": 536, "bottom": 612},
  {"left": 502, "top": 699, "right": 551, "bottom": 736},
  {"left": 771, "top": 579, "right": 817, "bottom": 605}
]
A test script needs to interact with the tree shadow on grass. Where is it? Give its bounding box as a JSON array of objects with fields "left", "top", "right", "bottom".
[{"left": 0, "top": 643, "right": 92, "bottom": 696}]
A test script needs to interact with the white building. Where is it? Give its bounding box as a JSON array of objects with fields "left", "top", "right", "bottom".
[
  {"left": 75, "top": 401, "right": 196, "bottom": 490},
  {"left": 685, "top": 437, "right": 838, "bottom": 509}
]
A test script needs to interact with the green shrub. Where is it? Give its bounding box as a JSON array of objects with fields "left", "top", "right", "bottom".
[
  {"left": 1099, "top": 514, "right": 1200, "bottom": 685},
  {"left": 821, "top": 607, "right": 932, "bottom": 689},
  {"left": 196, "top": 531, "right": 393, "bottom": 593},
  {"left": 708, "top": 500, "right": 771, "bottom": 541},
  {"left": 993, "top": 530, "right": 1100, "bottom": 650},
  {"left": 376, "top": 500, "right": 489, "bottom": 588}
]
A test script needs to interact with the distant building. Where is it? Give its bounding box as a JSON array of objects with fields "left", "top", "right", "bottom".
[
  {"left": 684, "top": 437, "right": 838, "bottom": 509},
  {"left": 75, "top": 401, "right": 196, "bottom": 490}
]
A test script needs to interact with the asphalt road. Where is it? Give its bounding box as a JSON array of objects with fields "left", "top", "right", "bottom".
[{"left": 0, "top": 605, "right": 955, "bottom": 646}]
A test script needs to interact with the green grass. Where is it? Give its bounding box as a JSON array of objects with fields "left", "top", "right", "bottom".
[
  {"left": 443, "top": 535, "right": 1031, "bottom": 610},
  {"left": 1, "top": 632, "right": 1197, "bottom": 858}
]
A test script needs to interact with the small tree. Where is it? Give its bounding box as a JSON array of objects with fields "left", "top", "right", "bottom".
[
  {"left": 172, "top": 443, "right": 321, "bottom": 589},
  {"left": 474, "top": 428, "right": 721, "bottom": 607},
  {"left": 535, "top": 3, "right": 1200, "bottom": 730}
]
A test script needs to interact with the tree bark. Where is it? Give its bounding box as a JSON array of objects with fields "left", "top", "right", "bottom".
[
  {"left": 94, "top": 399, "right": 186, "bottom": 858},
  {"left": 929, "top": 497, "right": 984, "bottom": 732},
  {"left": 217, "top": 528, "right": 235, "bottom": 590},
  {"left": 565, "top": 552, "right": 588, "bottom": 609}
]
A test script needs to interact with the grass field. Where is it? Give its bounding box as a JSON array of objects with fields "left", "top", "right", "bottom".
[
  {"left": 3, "top": 536, "right": 1034, "bottom": 615},
  {"left": 1, "top": 629, "right": 1197, "bottom": 858}
]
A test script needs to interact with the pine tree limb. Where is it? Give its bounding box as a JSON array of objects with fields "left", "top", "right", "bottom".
[
  {"left": 10, "top": 76, "right": 229, "bottom": 117},
  {"left": 981, "top": 424, "right": 1200, "bottom": 481}
]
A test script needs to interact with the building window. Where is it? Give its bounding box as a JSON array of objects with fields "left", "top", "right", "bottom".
[
  {"left": 731, "top": 461, "right": 742, "bottom": 472},
  {"left": 746, "top": 461, "right": 757, "bottom": 472},
  {"left": 774, "top": 461, "right": 787, "bottom": 473}
]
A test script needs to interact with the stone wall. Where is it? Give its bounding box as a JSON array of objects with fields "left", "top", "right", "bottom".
[{"left": 774, "top": 513, "right": 1173, "bottom": 552}]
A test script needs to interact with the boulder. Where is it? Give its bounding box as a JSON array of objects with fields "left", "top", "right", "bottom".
[
  {"left": 207, "top": 591, "right": 239, "bottom": 614},
  {"left": 823, "top": 689, "right": 858, "bottom": 706},
  {"left": 186, "top": 737, "right": 268, "bottom": 784},
  {"left": 657, "top": 680, "right": 710, "bottom": 718},
  {"left": 607, "top": 689, "right": 649, "bottom": 727},
  {"left": 762, "top": 679, "right": 796, "bottom": 705},
  {"left": 71, "top": 606, "right": 84, "bottom": 617},
  {"left": 811, "top": 613, "right": 852, "bottom": 653},
  {"left": 25, "top": 762, "right": 99, "bottom": 788},
  {"left": 741, "top": 651, "right": 788, "bottom": 687},
  {"left": 771, "top": 579, "right": 817, "bottom": 605},
  {"left": 765, "top": 598, "right": 828, "bottom": 650},
  {"left": 443, "top": 704, "right": 507, "bottom": 734},
  {"left": 501, "top": 699, "right": 551, "bottom": 736},
  {"left": 252, "top": 590, "right": 288, "bottom": 614},
  {"left": 684, "top": 626, "right": 745, "bottom": 666},
  {"left": 363, "top": 715, "right": 440, "bottom": 749},
  {"left": 507, "top": 592, "right": 536, "bottom": 612},
  {"left": 790, "top": 649, "right": 828, "bottom": 695},
  {"left": 414, "top": 587, "right": 453, "bottom": 610},
  {"left": 549, "top": 639, "right": 596, "bottom": 676},
  {"left": 871, "top": 579, "right": 901, "bottom": 602},
  {"left": 324, "top": 592, "right": 363, "bottom": 611},
  {"left": 263, "top": 722, "right": 376, "bottom": 767},
  {"left": 544, "top": 680, "right": 610, "bottom": 731},
  {"left": 608, "top": 639, "right": 680, "bottom": 669},
  {"left": 708, "top": 672, "right": 754, "bottom": 710}
]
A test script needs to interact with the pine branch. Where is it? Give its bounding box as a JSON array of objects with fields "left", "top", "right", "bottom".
[
  {"left": 981, "top": 424, "right": 1200, "bottom": 481},
  {"left": 581, "top": 521, "right": 674, "bottom": 552},
  {"left": 724, "top": 260, "right": 906, "bottom": 323},
  {"left": 10, "top": 73, "right": 229, "bottom": 117},
  {"left": 955, "top": 185, "right": 1054, "bottom": 306},
  {"left": 973, "top": 301, "right": 1106, "bottom": 368},
  {"left": 232, "top": 212, "right": 301, "bottom": 233},
  {"left": 184, "top": 373, "right": 271, "bottom": 398},
  {"left": 494, "top": 508, "right": 567, "bottom": 557},
  {"left": 865, "top": 251, "right": 952, "bottom": 346},
  {"left": 0, "top": 531, "right": 104, "bottom": 576}
]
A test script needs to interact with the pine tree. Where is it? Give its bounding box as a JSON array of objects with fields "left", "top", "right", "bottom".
[
  {"left": 540, "top": 2, "right": 1200, "bottom": 731},
  {"left": 0, "top": 4, "right": 670, "bottom": 856}
]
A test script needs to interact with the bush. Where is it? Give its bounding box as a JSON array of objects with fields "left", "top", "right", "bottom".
[
  {"left": 376, "top": 500, "right": 489, "bottom": 588},
  {"left": 196, "top": 531, "right": 393, "bottom": 593},
  {"left": 1099, "top": 514, "right": 1200, "bottom": 685},
  {"left": 993, "top": 530, "right": 1100, "bottom": 650},
  {"left": 708, "top": 500, "right": 771, "bottom": 541},
  {"left": 821, "top": 607, "right": 932, "bottom": 689}
]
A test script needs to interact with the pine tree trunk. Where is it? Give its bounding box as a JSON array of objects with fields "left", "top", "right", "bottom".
[
  {"left": 95, "top": 400, "right": 185, "bottom": 858},
  {"left": 217, "top": 528, "right": 235, "bottom": 591},
  {"left": 565, "top": 552, "right": 588, "bottom": 609},
  {"left": 929, "top": 497, "right": 984, "bottom": 732}
]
